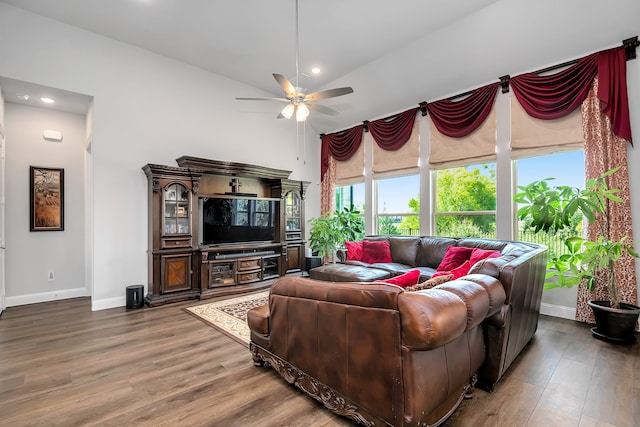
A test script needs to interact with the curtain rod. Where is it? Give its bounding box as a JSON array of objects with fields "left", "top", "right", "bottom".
[
  {"left": 329, "top": 36, "right": 639, "bottom": 134},
  {"left": 425, "top": 36, "right": 638, "bottom": 107}
]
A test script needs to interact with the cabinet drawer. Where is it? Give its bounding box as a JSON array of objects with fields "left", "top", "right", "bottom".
[
  {"left": 162, "top": 238, "right": 191, "bottom": 249},
  {"left": 237, "top": 258, "right": 261, "bottom": 271},
  {"left": 237, "top": 271, "right": 261, "bottom": 284}
]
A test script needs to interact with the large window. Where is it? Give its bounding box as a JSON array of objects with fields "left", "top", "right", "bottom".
[
  {"left": 433, "top": 163, "right": 496, "bottom": 238},
  {"left": 335, "top": 183, "right": 365, "bottom": 213},
  {"left": 516, "top": 151, "right": 584, "bottom": 258},
  {"left": 375, "top": 174, "right": 420, "bottom": 235}
]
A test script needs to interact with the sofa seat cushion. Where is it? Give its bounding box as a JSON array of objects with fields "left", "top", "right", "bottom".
[
  {"left": 369, "top": 262, "right": 414, "bottom": 275},
  {"left": 414, "top": 266, "right": 438, "bottom": 281},
  {"left": 309, "top": 263, "right": 392, "bottom": 282}
]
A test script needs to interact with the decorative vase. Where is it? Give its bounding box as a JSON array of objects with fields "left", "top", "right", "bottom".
[{"left": 588, "top": 300, "right": 640, "bottom": 344}]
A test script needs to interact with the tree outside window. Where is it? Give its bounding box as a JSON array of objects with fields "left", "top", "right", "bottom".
[{"left": 434, "top": 164, "right": 496, "bottom": 238}]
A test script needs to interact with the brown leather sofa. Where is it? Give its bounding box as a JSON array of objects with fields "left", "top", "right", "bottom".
[
  {"left": 310, "top": 236, "right": 548, "bottom": 391},
  {"left": 248, "top": 275, "right": 507, "bottom": 427}
]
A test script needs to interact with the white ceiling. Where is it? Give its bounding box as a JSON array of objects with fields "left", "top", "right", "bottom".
[{"left": 1, "top": 0, "right": 638, "bottom": 132}]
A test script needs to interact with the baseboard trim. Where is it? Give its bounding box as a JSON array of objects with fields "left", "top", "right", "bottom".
[
  {"left": 5, "top": 287, "right": 89, "bottom": 307},
  {"left": 540, "top": 302, "right": 576, "bottom": 320},
  {"left": 92, "top": 296, "right": 126, "bottom": 311}
]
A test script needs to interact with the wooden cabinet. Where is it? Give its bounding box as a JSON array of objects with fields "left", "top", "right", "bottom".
[
  {"left": 143, "top": 157, "right": 309, "bottom": 305},
  {"left": 278, "top": 182, "right": 309, "bottom": 274},
  {"left": 143, "top": 164, "right": 202, "bottom": 306}
]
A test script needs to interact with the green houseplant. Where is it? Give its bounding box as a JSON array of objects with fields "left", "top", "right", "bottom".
[
  {"left": 514, "top": 167, "right": 639, "bottom": 342},
  {"left": 308, "top": 207, "right": 364, "bottom": 262}
]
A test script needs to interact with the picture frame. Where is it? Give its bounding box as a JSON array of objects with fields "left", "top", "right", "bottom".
[{"left": 30, "top": 166, "right": 64, "bottom": 231}]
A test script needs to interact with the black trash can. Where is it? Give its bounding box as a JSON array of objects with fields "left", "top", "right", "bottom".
[{"left": 126, "top": 284, "right": 144, "bottom": 309}]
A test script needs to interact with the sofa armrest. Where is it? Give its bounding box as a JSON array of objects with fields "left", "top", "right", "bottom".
[
  {"left": 398, "top": 275, "right": 505, "bottom": 350},
  {"left": 247, "top": 304, "right": 270, "bottom": 335}
]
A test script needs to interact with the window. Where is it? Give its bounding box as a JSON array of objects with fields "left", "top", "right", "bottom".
[
  {"left": 434, "top": 163, "right": 496, "bottom": 238},
  {"left": 516, "top": 150, "right": 584, "bottom": 258},
  {"left": 375, "top": 174, "right": 419, "bottom": 235},
  {"left": 335, "top": 183, "right": 365, "bottom": 213}
]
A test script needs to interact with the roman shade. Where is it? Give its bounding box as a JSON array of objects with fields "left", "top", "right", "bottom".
[
  {"left": 510, "top": 96, "right": 583, "bottom": 158},
  {"left": 428, "top": 107, "right": 497, "bottom": 168}
]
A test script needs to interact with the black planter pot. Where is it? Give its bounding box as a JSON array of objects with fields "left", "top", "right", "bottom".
[{"left": 588, "top": 300, "right": 640, "bottom": 344}]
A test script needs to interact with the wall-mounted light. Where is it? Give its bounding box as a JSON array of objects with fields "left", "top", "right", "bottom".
[{"left": 40, "top": 97, "right": 55, "bottom": 104}]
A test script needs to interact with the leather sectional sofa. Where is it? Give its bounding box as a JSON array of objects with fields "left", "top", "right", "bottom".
[{"left": 247, "top": 236, "right": 548, "bottom": 426}]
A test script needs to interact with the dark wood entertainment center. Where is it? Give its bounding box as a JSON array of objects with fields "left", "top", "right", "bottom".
[{"left": 143, "top": 156, "right": 309, "bottom": 306}]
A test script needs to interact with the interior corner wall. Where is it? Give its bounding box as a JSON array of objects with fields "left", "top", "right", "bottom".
[
  {"left": 5, "top": 104, "right": 86, "bottom": 305},
  {"left": 0, "top": 4, "right": 319, "bottom": 310}
]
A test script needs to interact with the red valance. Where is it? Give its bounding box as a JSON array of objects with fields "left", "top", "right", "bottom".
[
  {"left": 511, "top": 47, "right": 631, "bottom": 143},
  {"left": 598, "top": 47, "right": 632, "bottom": 143},
  {"left": 320, "top": 125, "right": 364, "bottom": 181},
  {"left": 369, "top": 107, "right": 420, "bottom": 150},
  {"left": 426, "top": 82, "right": 500, "bottom": 138}
]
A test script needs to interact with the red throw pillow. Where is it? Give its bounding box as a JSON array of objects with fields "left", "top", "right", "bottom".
[
  {"left": 469, "top": 248, "right": 501, "bottom": 266},
  {"left": 436, "top": 246, "right": 473, "bottom": 271},
  {"left": 362, "top": 240, "right": 392, "bottom": 264},
  {"left": 432, "top": 260, "right": 472, "bottom": 280},
  {"left": 344, "top": 241, "right": 363, "bottom": 261},
  {"left": 449, "top": 260, "right": 472, "bottom": 279},
  {"left": 381, "top": 269, "right": 421, "bottom": 288}
]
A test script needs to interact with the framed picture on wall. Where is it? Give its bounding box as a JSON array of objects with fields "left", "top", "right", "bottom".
[{"left": 30, "top": 166, "right": 64, "bottom": 231}]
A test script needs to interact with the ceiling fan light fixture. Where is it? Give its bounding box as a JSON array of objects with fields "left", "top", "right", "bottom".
[
  {"left": 296, "top": 103, "right": 310, "bottom": 122},
  {"left": 281, "top": 103, "right": 295, "bottom": 119}
]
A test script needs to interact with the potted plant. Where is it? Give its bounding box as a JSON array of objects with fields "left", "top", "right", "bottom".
[
  {"left": 308, "top": 207, "right": 364, "bottom": 263},
  {"left": 514, "top": 166, "right": 640, "bottom": 343}
]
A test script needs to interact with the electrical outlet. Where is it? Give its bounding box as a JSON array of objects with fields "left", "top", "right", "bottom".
[{"left": 48, "top": 271, "right": 55, "bottom": 281}]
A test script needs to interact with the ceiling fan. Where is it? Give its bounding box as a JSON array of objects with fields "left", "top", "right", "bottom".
[{"left": 236, "top": 0, "right": 354, "bottom": 122}]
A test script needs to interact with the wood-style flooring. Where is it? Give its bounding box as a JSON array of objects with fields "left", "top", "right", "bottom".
[{"left": 0, "top": 295, "right": 638, "bottom": 426}]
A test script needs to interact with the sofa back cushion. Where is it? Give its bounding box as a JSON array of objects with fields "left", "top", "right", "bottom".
[
  {"left": 457, "top": 238, "right": 509, "bottom": 252},
  {"left": 389, "top": 236, "right": 420, "bottom": 267},
  {"left": 416, "top": 237, "right": 458, "bottom": 268}
]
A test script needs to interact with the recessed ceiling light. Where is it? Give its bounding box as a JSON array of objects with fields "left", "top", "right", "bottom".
[
  {"left": 311, "top": 67, "right": 321, "bottom": 74},
  {"left": 16, "top": 93, "right": 30, "bottom": 101},
  {"left": 40, "top": 97, "right": 55, "bottom": 104}
]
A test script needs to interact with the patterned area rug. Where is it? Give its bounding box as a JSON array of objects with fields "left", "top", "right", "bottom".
[{"left": 185, "top": 291, "right": 269, "bottom": 347}]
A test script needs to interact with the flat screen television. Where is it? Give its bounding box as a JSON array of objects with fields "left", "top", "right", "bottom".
[{"left": 202, "top": 196, "right": 278, "bottom": 245}]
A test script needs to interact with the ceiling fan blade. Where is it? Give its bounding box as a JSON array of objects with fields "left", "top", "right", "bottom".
[
  {"left": 236, "top": 97, "right": 290, "bottom": 103},
  {"left": 273, "top": 73, "right": 298, "bottom": 99},
  {"left": 304, "top": 87, "right": 354, "bottom": 102},
  {"left": 306, "top": 102, "right": 340, "bottom": 116}
]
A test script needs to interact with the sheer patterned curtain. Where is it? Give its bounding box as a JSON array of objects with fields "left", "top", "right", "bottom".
[
  {"left": 320, "top": 155, "right": 336, "bottom": 215},
  {"left": 576, "top": 77, "right": 637, "bottom": 323}
]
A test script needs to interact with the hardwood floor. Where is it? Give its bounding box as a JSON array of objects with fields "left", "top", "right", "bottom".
[{"left": 0, "top": 296, "right": 638, "bottom": 427}]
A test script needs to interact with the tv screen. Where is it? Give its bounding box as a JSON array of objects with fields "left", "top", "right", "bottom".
[{"left": 202, "top": 197, "right": 278, "bottom": 245}]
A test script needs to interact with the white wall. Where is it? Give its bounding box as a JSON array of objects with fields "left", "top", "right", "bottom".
[
  {"left": 4, "top": 104, "right": 87, "bottom": 305},
  {"left": 0, "top": 89, "right": 5, "bottom": 313},
  {"left": 0, "top": 3, "right": 320, "bottom": 310}
]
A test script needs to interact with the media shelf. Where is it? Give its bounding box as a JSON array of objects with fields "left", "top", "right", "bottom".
[{"left": 199, "top": 243, "right": 286, "bottom": 299}]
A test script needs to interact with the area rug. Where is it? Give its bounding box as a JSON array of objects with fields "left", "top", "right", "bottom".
[{"left": 185, "top": 291, "right": 269, "bottom": 347}]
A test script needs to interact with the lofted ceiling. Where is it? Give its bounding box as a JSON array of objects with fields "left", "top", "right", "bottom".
[{"left": 1, "top": 0, "right": 638, "bottom": 133}]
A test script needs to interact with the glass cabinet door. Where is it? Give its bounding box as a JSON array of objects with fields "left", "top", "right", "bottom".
[
  {"left": 285, "top": 192, "right": 301, "bottom": 231},
  {"left": 164, "top": 183, "right": 190, "bottom": 235}
]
